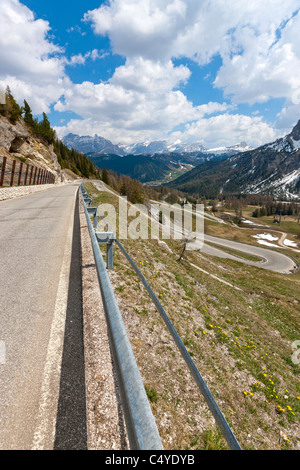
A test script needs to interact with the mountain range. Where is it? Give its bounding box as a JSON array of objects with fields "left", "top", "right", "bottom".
[
  {"left": 62, "top": 132, "right": 252, "bottom": 157},
  {"left": 62, "top": 133, "right": 254, "bottom": 184},
  {"left": 61, "top": 133, "right": 124, "bottom": 156},
  {"left": 168, "top": 119, "right": 300, "bottom": 200},
  {"left": 62, "top": 121, "right": 300, "bottom": 200}
]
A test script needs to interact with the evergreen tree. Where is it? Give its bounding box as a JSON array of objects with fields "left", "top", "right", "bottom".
[
  {"left": 102, "top": 166, "right": 109, "bottom": 184},
  {"left": 129, "top": 179, "right": 143, "bottom": 204},
  {"left": 37, "top": 112, "right": 56, "bottom": 144},
  {"left": 5, "top": 86, "right": 22, "bottom": 124},
  {"left": 120, "top": 181, "right": 127, "bottom": 196},
  {"left": 22, "top": 100, "right": 35, "bottom": 128}
]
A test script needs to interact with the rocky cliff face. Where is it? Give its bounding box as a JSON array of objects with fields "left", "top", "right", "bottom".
[{"left": 0, "top": 115, "right": 62, "bottom": 182}]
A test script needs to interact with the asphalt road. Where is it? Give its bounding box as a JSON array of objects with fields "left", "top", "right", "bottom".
[
  {"left": 0, "top": 183, "right": 86, "bottom": 450},
  {"left": 202, "top": 234, "right": 297, "bottom": 274}
]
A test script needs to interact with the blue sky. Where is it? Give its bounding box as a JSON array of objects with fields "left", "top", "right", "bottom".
[{"left": 1, "top": 0, "right": 300, "bottom": 148}]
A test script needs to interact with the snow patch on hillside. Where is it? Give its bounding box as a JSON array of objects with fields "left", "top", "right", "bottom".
[
  {"left": 253, "top": 233, "right": 279, "bottom": 242},
  {"left": 244, "top": 169, "right": 300, "bottom": 200},
  {"left": 284, "top": 238, "right": 298, "bottom": 247}
]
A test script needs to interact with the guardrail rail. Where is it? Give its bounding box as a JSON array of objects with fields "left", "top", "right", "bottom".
[{"left": 81, "top": 185, "right": 163, "bottom": 451}]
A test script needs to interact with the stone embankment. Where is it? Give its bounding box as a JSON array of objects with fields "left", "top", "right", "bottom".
[{"left": 0, "top": 184, "right": 64, "bottom": 201}]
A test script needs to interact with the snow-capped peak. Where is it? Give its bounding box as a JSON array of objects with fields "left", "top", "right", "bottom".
[{"left": 207, "top": 142, "right": 253, "bottom": 154}]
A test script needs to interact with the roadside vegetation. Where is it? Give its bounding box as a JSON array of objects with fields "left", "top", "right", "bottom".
[{"left": 84, "top": 182, "right": 300, "bottom": 451}]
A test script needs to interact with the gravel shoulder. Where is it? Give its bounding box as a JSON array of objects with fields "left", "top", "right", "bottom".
[{"left": 0, "top": 183, "right": 66, "bottom": 201}]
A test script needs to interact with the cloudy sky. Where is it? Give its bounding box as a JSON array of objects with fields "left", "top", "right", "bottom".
[{"left": 1, "top": 0, "right": 300, "bottom": 148}]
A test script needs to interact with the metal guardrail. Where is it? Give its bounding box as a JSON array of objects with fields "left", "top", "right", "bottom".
[
  {"left": 80, "top": 183, "right": 242, "bottom": 451},
  {"left": 80, "top": 185, "right": 164, "bottom": 451},
  {"left": 0, "top": 156, "right": 55, "bottom": 187}
]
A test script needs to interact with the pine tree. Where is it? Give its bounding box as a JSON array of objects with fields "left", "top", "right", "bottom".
[
  {"left": 120, "top": 181, "right": 127, "bottom": 196},
  {"left": 37, "top": 112, "right": 56, "bottom": 144},
  {"left": 23, "top": 100, "right": 35, "bottom": 128},
  {"left": 102, "top": 166, "right": 109, "bottom": 184},
  {"left": 5, "top": 86, "right": 22, "bottom": 124},
  {"left": 129, "top": 179, "right": 143, "bottom": 204}
]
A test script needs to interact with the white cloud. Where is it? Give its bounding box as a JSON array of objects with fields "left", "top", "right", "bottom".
[
  {"left": 169, "top": 114, "right": 277, "bottom": 148},
  {"left": 214, "top": 9, "right": 300, "bottom": 107},
  {"left": 84, "top": 0, "right": 300, "bottom": 133},
  {"left": 56, "top": 111, "right": 276, "bottom": 149},
  {"left": 84, "top": 0, "right": 300, "bottom": 64},
  {"left": 2, "top": 0, "right": 299, "bottom": 148},
  {"left": 66, "top": 49, "right": 109, "bottom": 66},
  {"left": 0, "top": 0, "right": 67, "bottom": 112},
  {"left": 0, "top": 75, "right": 71, "bottom": 115},
  {"left": 54, "top": 56, "right": 235, "bottom": 144}
]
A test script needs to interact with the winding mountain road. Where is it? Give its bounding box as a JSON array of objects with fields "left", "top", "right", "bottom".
[
  {"left": 150, "top": 199, "right": 297, "bottom": 274},
  {"left": 93, "top": 181, "right": 297, "bottom": 274},
  {"left": 201, "top": 234, "right": 297, "bottom": 274}
]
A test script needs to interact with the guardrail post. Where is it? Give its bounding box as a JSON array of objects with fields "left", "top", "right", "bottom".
[
  {"left": 29, "top": 166, "right": 33, "bottom": 185},
  {"left": 84, "top": 196, "right": 92, "bottom": 207},
  {"left": 0, "top": 157, "right": 7, "bottom": 187},
  {"left": 18, "top": 162, "right": 23, "bottom": 186},
  {"left": 33, "top": 167, "right": 37, "bottom": 185},
  {"left": 107, "top": 239, "right": 114, "bottom": 270},
  {"left": 87, "top": 206, "right": 98, "bottom": 229},
  {"left": 95, "top": 231, "right": 115, "bottom": 270},
  {"left": 24, "top": 164, "right": 29, "bottom": 185},
  {"left": 10, "top": 160, "right": 16, "bottom": 186}
]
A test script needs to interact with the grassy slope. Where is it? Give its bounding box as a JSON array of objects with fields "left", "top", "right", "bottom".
[{"left": 84, "top": 182, "right": 300, "bottom": 450}]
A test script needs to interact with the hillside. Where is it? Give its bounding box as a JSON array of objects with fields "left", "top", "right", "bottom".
[
  {"left": 0, "top": 90, "right": 101, "bottom": 182},
  {"left": 168, "top": 120, "right": 300, "bottom": 200},
  {"left": 89, "top": 151, "right": 232, "bottom": 184},
  {"left": 0, "top": 114, "right": 62, "bottom": 182},
  {"left": 89, "top": 153, "right": 171, "bottom": 183},
  {"left": 82, "top": 181, "right": 300, "bottom": 450}
]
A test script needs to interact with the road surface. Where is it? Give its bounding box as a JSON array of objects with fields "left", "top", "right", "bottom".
[
  {"left": 202, "top": 234, "right": 296, "bottom": 274},
  {"left": 0, "top": 182, "right": 87, "bottom": 450}
]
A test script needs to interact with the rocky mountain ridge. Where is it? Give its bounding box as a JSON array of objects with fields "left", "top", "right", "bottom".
[
  {"left": 168, "top": 119, "right": 300, "bottom": 200},
  {"left": 62, "top": 132, "right": 252, "bottom": 157}
]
